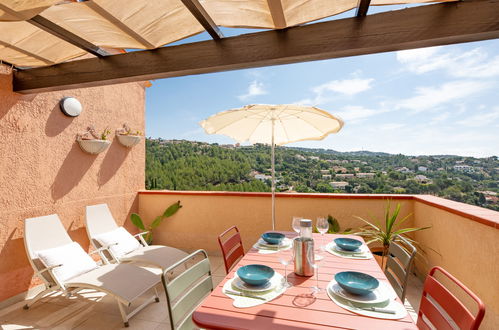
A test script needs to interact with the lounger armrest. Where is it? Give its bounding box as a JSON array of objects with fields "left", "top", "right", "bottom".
[
  {"left": 36, "top": 264, "right": 63, "bottom": 277},
  {"left": 133, "top": 231, "right": 149, "bottom": 246},
  {"left": 89, "top": 243, "right": 118, "bottom": 255}
]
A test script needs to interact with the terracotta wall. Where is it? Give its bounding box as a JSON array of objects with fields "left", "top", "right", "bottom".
[
  {"left": 137, "top": 191, "right": 414, "bottom": 255},
  {"left": 413, "top": 199, "right": 499, "bottom": 329},
  {"left": 0, "top": 65, "right": 146, "bottom": 302}
]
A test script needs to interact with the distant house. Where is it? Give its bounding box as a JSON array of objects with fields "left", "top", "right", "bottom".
[
  {"left": 414, "top": 175, "right": 431, "bottom": 184},
  {"left": 396, "top": 167, "right": 413, "bottom": 173},
  {"left": 320, "top": 169, "right": 330, "bottom": 174},
  {"left": 295, "top": 154, "right": 306, "bottom": 161},
  {"left": 254, "top": 173, "right": 272, "bottom": 181},
  {"left": 354, "top": 167, "right": 360, "bottom": 172},
  {"left": 322, "top": 174, "right": 332, "bottom": 180},
  {"left": 453, "top": 165, "right": 474, "bottom": 173},
  {"left": 309, "top": 156, "right": 320, "bottom": 161},
  {"left": 418, "top": 166, "right": 428, "bottom": 172},
  {"left": 356, "top": 173, "right": 375, "bottom": 179},
  {"left": 330, "top": 181, "right": 349, "bottom": 189},
  {"left": 332, "top": 166, "right": 348, "bottom": 173},
  {"left": 335, "top": 173, "right": 354, "bottom": 179}
]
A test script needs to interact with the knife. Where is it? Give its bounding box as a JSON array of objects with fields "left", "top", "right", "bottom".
[
  {"left": 225, "top": 290, "right": 267, "bottom": 301},
  {"left": 359, "top": 306, "right": 397, "bottom": 314}
]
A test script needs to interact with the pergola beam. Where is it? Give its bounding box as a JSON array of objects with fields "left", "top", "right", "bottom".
[
  {"left": 181, "top": 0, "right": 223, "bottom": 40},
  {"left": 267, "top": 0, "right": 287, "bottom": 29},
  {"left": 13, "top": 0, "right": 499, "bottom": 94},
  {"left": 356, "top": 0, "right": 371, "bottom": 17}
]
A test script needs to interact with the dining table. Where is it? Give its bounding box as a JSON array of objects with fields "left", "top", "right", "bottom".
[{"left": 192, "top": 232, "right": 418, "bottom": 329}]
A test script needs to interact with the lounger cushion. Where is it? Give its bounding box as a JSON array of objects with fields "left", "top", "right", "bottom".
[
  {"left": 94, "top": 227, "right": 141, "bottom": 259},
  {"left": 37, "top": 242, "right": 98, "bottom": 282}
]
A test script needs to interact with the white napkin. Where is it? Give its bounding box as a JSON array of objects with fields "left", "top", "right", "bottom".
[
  {"left": 222, "top": 273, "right": 286, "bottom": 308},
  {"left": 326, "top": 242, "right": 373, "bottom": 259}
]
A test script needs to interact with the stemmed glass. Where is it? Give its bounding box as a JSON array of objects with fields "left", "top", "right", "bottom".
[
  {"left": 308, "top": 248, "right": 323, "bottom": 294},
  {"left": 292, "top": 216, "right": 302, "bottom": 235},
  {"left": 277, "top": 240, "right": 293, "bottom": 289},
  {"left": 316, "top": 217, "right": 329, "bottom": 252}
]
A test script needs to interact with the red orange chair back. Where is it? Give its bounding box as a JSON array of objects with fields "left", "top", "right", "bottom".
[
  {"left": 218, "top": 226, "right": 244, "bottom": 273},
  {"left": 418, "top": 266, "right": 485, "bottom": 330}
]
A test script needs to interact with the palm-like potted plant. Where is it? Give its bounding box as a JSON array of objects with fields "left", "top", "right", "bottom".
[
  {"left": 354, "top": 200, "right": 430, "bottom": 269},
  {"left": 130, "top": 201, "right": 182, "bottom": 244}
]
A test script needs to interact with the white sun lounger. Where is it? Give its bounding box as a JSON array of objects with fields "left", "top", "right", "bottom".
[
  {"left": 85, "top": 204, "right": 188, "bottom": 271},
  {"left": 24, "top": 214, "right": 161, "bottom": 327}
]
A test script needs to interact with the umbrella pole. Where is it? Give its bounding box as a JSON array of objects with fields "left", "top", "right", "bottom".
[{"left": 271, "top": 119, "right": 276, "bottom": 231}]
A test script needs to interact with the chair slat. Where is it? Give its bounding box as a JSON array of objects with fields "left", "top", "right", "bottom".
[
  {"left": 418, "top": 295, "right": 454, "bottom": 330},
  {"left": 224, "top": 245, "right": 244, "bottom": 271},
  {"left": 167, "top": 258, "right": 210, "bottom": 302},
  {"left": 171, "top": 276, "right": 213, "bottom": 325},
  {"left": 385, "top": 268, "right": 403, "bottom": 298},
  {"left": 389, "top": 241, "right": 412, "bottom": 267},
  {"left": 386, "top": 256, "right": 406, "bottom": 285},
  {"left": 221, "top": 233, "right": 242, "bottom": 255},
  {"left": 424, "top": 275, "right": 476, "bottom": 328}
]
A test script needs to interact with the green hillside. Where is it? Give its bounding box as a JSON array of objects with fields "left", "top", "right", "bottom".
[{"left": 146, "top": 138, "right": 499, "bottom": 211}]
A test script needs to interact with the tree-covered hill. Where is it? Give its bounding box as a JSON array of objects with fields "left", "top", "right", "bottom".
[{"left": 146, "top": 138, "right": 499, "bottom": 211}]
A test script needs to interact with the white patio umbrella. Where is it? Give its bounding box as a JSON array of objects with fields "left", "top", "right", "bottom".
[{"left": 200, "top": 104, "right": 344, "bottom": 230}]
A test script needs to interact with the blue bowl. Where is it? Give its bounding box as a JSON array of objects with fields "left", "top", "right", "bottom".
[
  {"left": 334, "top": 238, "right": 363, "bottom": 251},
  {"left": 261, "top": 232, "right": 285, "bottom": 245},
  {"left": 335, "top": 271, "right": 379, "bottom": 296},
  {"left": 237, "top": 264, "right": 275, "bottom": 286}
]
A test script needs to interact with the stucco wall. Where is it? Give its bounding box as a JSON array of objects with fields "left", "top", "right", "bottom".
[
  {"left": 413, "top": 200, "right": 499, "bottom": 329},
  {"left": 0, "top": 65, "right": 146, "bottom": 302},
  {"left": 137, "top": 191, "right": 414, "bottom": 255}
]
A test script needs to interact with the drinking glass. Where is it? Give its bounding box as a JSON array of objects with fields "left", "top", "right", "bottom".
[
  {"left": 278, "top": 241, "right": 293, "bottom": 289},
  {"left": 308, "top": 248, "right": 322, "bottom": 294},
  {"left": 292, "top": 216, "right": 302, "bottom": 235},
  {"left": 316, "top": 217, "right": 329, "bottom": 251}
]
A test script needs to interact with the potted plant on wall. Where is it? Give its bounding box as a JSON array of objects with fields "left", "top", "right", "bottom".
[
  {"left": 116, "top": 123, "right": 142, "bottom": 148},
  {"left": 354, "top": 200, "right": 431, "bottom": 269},
  {"left": 76, "top": 125, "right": 112, "bottom": 154},
  {"left": 130, "top": 201, "right": 182, "bottom": 244}
]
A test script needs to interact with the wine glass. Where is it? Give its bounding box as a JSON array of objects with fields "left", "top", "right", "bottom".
[
  {"left": 307, "top": 248, "right": 322, "bottom": 294},
  {"left": 316, "top": 217, "right": 329, "bottom": 251},
  {"left": 277, "top": 241, "right": 293, "bottom": 289},
  {"left": 292, "top": 216, "right": 302, "bottom": 235}
]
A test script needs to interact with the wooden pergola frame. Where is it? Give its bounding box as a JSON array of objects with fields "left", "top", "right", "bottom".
[{"left": 12, "top": 0, "right": 499, "bottom": 94}]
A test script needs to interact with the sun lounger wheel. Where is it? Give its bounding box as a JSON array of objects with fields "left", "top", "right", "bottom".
[
  {"left": 23, "top": 304, "right": 29, "bottom": 310},
  {"left": 124, "top": 322, "right": 129, "bottom": 327},
  {"left": 155, "top": 297, "right": 160, "bottom": 302}
]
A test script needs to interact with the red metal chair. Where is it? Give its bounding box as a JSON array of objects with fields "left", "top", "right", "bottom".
[
  {"left": 417, "top": 266, "right": 485, "bottom": 330},
  {"left": 218, "top": 226, "right": 244, "bottom": 273}
]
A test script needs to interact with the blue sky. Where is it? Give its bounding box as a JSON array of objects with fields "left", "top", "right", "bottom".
[{"left": 145, "top": 38, "right": 499, "bottom": 157}]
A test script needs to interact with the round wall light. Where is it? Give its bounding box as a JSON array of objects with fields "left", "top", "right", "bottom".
[{"left": 59, "top": 97, "right": 82, "bottom": 117}]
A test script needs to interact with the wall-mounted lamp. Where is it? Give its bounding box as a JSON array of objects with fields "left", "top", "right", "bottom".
[{"left": 59, "top": 97, "right": 82, "bottom": 117}]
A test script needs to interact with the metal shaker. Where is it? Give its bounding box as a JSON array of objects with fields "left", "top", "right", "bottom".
[{"left": 293, "top": 219, "right": 315, "bottom": 276}]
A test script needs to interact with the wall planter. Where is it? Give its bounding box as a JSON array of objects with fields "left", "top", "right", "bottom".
[
  {"left": 116, "top": 124, "right": 142, "bottom": 148},
  {"left": 76, "top": 126, "right": 111, "bottom": 155},
  {"left": 116, "top": 134, "right": 141, "bottom": 148}
]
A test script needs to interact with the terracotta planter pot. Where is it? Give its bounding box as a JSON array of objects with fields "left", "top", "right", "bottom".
[{"left": 369, "top": 247, "right": 387, "bottom": 269}]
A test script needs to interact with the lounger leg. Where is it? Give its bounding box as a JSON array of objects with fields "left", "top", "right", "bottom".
[
  {"left": 117, "top": 301, "right": 129, "bottom": 327},
  {"left": 154, "top": 287, "right": 160, "bottom": 303},
  {"left": 24, "top": 286, "right": 56, "bottom": 309}
]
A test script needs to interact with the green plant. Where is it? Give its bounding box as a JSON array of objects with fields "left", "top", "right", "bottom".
[
  {"left": 130, "top": 201, "right": 182, "bottom": 244},
  {"left": 354, "top": 200, "right": 430, "bottom": 268},
  {"left": 313, "top": 215, "right": 352, "bottom": 234},
  {"left": 100, "top": 127, "right": 111, "bottom": 140}
]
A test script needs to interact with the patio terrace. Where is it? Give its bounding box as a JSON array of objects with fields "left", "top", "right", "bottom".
[{"left": 1, "top": 192, "right": 497, "bottom": 329}]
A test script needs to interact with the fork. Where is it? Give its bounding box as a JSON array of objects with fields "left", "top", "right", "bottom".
[{"left": 345, "top": 300, "right": 397, "bottom": 314}]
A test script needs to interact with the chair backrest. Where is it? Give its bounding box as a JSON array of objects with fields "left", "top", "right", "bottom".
[
  {"left": 85, "top": 203, "right": 119, "bottom": 249},
  {"left": 384, "top": 235, "right": 416, "bottom": 302},
  {"left": 418, "top": 266, "right": 485, "bottom": 330},
  {"left": 24, "top": 214, "right": 73, "bottom": 286},
  {"left": 218, "top": 226, "right": 244, "bottom": 273},
  {"left": 162, "top": 250, "right": 213, "bottom": 330}
]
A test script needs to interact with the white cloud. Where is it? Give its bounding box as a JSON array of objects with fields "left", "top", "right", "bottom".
[
  {"left": 295, "top": 77, "right": 374, "bottom": 106},
  {"left": 238, "top": 80, "right": 267, "bottom": 101},
  {"left": 334, "top": 105, "right": 389, "bottom": 123},
  {"left": 379, "top": 123, "right": 405, "bottom": 130},
  {"left": 396, "top": 80, "right": 490, "bottom": 113},
  {"left": 396, "top": 47, "right": 499, "bottom": 78},
  {"left": 456, "top": 107, "right": 499, "bottom": 127}
]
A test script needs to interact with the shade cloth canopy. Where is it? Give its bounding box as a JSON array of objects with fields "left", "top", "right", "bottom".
[
  {"left": 0, "top": 0, "right": 455, "bottom": 67},
  {"left": 200, "top": 104, "right": 344, "bottom": 229}
]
